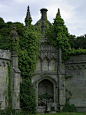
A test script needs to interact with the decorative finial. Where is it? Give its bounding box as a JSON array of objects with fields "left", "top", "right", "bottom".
[
  {"left": 27, "top": 6, "right": 32, "bottom": 19},
  {"left": 25, "top": 6, "right": 32, "bottom": 25},
  {"left": 10, "top": 24, "right": 18, "bottom": 40},
  {"left": 57, "top": 8, "right": 61, "bottom": 17},
  {"left": 13, "top": 24, "right": 16, "bottom": 30}
]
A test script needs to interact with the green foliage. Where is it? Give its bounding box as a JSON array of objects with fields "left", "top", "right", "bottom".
[
  {"left": 18, "top": 20, "right": 42, "bottom": 113},
  {"left": 62, "top": 97, "right": 76, "bottom": 112},
  {"left": 7, "top": 62, "right": 12, "bottom": 108},
  {"left": 1, "top": 12, "right": 86, "bottom": 113},
  {"left": 20, "top": 78, "right": 36, "bottom": 114},
  {"left": 69, "top": 34, "right": 86, "bottom": 49},
  {"left": 39, "top": 92, "right": 53, "bottom": 100},
  {"left": 0, "top": 17, "right": 41, "bottom": 113},
  {"left": 18, "top": 21, "right": 41, "bottom": 79},
  {"left": 69, "top": 34, "right": 77, "bottom": 49},
  {"left": 0, "top": 35, "right": 11, "bottom": 50},
  {"left": 0, "top": 17, "right": 5, "bottom": 29},
  {"left": 67, "top": 48, "right": 86, "bottom": 58},
  {"left": 0, "top": 106, "right": 12, "bottom": 115},
  {"left": 45, "top": 9, "right": 70, "bottom": 60},
  {"left": 65, "top": 75, "right": 73, "bottom": 79},
  {"left": 63, "top": 88, "right": 76, "bottom": 112},
  {"left": 0, "top": 20, "right": 24, "bottom": 50}
]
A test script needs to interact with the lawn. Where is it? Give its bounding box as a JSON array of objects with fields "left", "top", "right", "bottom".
[
  {"left": 14, "top": 112, "right": 86, "bottom": 115},
  {"left": 36, "top": 113, "right": 86, "bottom": 115}
]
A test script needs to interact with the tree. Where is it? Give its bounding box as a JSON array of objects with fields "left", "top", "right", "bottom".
[
  {"left": 69, "top": 34, "right": 77, "bottom": 49},
  {"left": 0, "top": 17, "right": 5, "bottom": 29}
]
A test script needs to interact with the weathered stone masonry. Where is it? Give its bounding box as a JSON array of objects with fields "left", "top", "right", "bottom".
[
  {"left": 31, "top": 7, "right": 86, "bottom": 112},
  {"left": 65, "top": 55, "right": 86, "bottom": 112},
  {"left": 0, "top": 6, "right": 86, "bottom": 113},
  {"left": 0, "top": 26, "right": 21, "bottom": 111}
]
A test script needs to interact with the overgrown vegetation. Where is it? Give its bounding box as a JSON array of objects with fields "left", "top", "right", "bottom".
[
  {"left": 0, "top": 15, "right": 42, "bottom": 113},
  {"left": 0, "top": 7, "right": 86, "bottom": 114},
  {"left": 7, "top": 63, "right": 12, "bottom": 108},
  {"left": 45, "top": 9, "right": 86, "bottom": 61},
  {"left": 62, "top": 97, "right": 76, "bottom": 112},
  {"left": 18, "top": 18, "right": 42, "bottom": 113},
  {"left": 45, "top": 9, "right": 70, "bottom": 61},
  {"left": 62, "top": 89, "right": 76, "bottom": 112}
]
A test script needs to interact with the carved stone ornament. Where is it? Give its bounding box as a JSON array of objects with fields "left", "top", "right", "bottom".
[{"left": 10, "top": 24, "right": 18, "bottom": 41}]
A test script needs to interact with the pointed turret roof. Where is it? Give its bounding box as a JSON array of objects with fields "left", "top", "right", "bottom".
[
  {"left": 56, "top": 8, "right": 61, "bottom": 17},
  {"left": 27, "top": 6, "right": 32, "bottom": 20},
  {"left": 25, "top": 6, "right": 32, "bottom": 25}
]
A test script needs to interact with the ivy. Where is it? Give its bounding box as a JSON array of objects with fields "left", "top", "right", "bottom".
[
  {"left": 7, "top": 62, "right": 12, "bottom": 108},
  {"left": 62, "top": 89, "right": 76, "bottom": 112},
  {"left": 45, "top": 9, "right": 70, "bottom": 61},
  {"left": 18, "top": 20, "right": 42, "bottom": 113},
  {"left": 1, "top": 10, "right": 86, "bottom": 114},
  {"left": 65, "top": 75, "right": 73, "bottom": 80}
]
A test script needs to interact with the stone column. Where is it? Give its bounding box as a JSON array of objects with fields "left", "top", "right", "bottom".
[
  {"left": 58, "top": 48, "right": 65, "bottom": 111},
  {"left": 10, "top": 25, "right": 21, "bottom": 112},
  {"left": 11, "top": 51, "right": 21, "bottom": 111}
]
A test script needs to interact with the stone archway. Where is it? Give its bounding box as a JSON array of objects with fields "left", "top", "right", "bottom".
[{"left": 38, "top": 79, "right": 54, "bottom": 106}]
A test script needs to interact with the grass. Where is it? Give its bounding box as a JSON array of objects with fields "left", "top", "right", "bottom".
[
  {"left": 36, "top": 113, "right": 86, "bottom": 115},
  {"left": 14, "top": 112, "right": 86, "bottom": 115}
]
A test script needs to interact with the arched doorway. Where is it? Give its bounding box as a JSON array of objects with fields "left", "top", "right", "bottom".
[{"left": 38, "top": 79, "right": 54, "bottom": 106}]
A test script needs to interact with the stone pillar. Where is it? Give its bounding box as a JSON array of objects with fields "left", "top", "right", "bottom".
[
  {"left": 58, "top": 47, "right": 62, "bottom": 64},
  {"left": 58, "top": 48, "right": 65, "bottom": 111},
  {"left": 40, "top": 8, "right": 48, "bottom": 36},
  {"left": 11, "top": 51, "right": 21, "bottom": 111},
  {"left": 10, "top": 25, "right": 21, "bottom": 112}
]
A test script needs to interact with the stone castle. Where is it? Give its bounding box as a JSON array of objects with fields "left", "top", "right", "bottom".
[{"left": 0, "top": 6, "right": 86, "bottom": 112}]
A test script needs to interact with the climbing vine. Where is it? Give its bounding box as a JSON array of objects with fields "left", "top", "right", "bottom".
[
  {"left": 7, "top": 62, "right": 12, "bottom": 108},
  {"left": 62, "top": 89, "right": 76, "bottom": 112},
  {"left": 65, "top": 75, "right": 73, "bottom": 79},
  {"left": 18, "top": 20, "right": 42, "bottom": 114},
  {"left": 1, "top": 9, "right": 86, "bottom": 114}
]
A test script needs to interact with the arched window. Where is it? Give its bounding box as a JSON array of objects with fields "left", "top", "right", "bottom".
[
  {"left": 42, "top": 58, "right": 48, "bottom": 71},
  {"left": 49, "top": 59, "right": 56, "bottom": 71},
  {"left": 36, "top": 58, "right": 41, "bottom": 71}
]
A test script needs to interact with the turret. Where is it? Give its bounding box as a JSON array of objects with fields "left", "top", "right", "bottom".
[
  {"left": 56, "top": 8, "right": 61, "bottom": 17},
  {"left": 25, "top": 6, "right": 32, "bottom": 25}
]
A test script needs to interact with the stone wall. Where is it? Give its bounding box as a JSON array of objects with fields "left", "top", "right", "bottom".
[
  {"left": 0, "top": 49, "right": 21, "bottom": 111},
  {"left": 65, "top": 55, "right": 86, "bottom": 112},
  {"left": 0, "top": 49, "right": 11, "bottom": 109}
]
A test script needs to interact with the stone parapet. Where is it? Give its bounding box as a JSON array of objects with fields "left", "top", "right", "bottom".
[
  {"left": 0, "top": 49, "right": 11, "bottom": 60},
  {"left": 65, "top": 54, "right": 86, "bottom": 65}
]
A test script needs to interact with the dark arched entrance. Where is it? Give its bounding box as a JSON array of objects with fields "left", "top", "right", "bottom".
[{"left": 38, "top": 79, "right": 54, "bottom": 106}]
